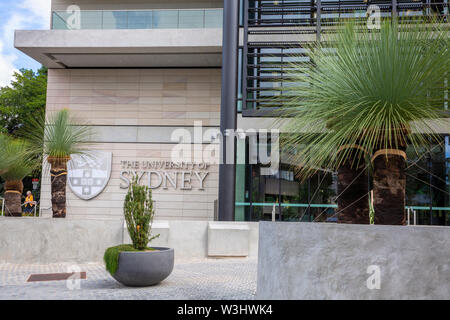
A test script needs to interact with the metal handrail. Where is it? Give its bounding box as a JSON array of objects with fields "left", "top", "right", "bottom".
[
  {"left": 0, "top": 198, "right": 40, "bottom": 217},
  {"left": 407, "top": 208, "right": 418, "bottom": 225},
  {"left": 22, "top": 201, "right": 38, "bottom": 216},
  {"left": 236, "top": 202, "right": 450, "bottom": 211},
  {"left": 0, "top": 197, "right": 4, "bottom": 217}
]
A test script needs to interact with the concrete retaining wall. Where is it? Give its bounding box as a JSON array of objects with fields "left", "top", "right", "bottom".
[
  {"left": 0, "top": 218, "right": 123, "bottom": 264},
  {"left": 0, "top": 218, "right": 258, "bottom": 264},
  {"left": 256, "top": 222, "right": 450, "bottom": 300}
]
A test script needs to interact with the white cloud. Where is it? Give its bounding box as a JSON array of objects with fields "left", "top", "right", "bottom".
[
  {"left": 2, "top": 14, "right": 26, "bottom": 45},
  {"left": 19, "top": 0, "right": 51, "bottom": 29},
  {"left": 0, "top": 40, "right": 18, "bottom": 87},
  {"left": 0, "top": 0, "right": 51, "bottom": 87}
]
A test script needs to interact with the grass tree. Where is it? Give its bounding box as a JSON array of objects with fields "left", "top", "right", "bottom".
[
  {"left": 27, "top": 109, "right": 91, "bottom": 218},
  {"left": 0, "top": 135, "right": 34, "bottom": 216},
  {"left": 277, "top": 18, "right": 449, "bottom": 225},
  {"left": 0, "top": 134, "right": 15, "bottom": 175}
]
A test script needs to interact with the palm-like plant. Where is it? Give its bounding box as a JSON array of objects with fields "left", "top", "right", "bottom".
[
  {"left": 27, "top": 109, "right": 91, "bottom": 218},
  {"left": 0, "top": 134, "right": 15, "bottom": 175},
  {"left": 277, "top": 18, "right": 449, "bottom": 225},
  {"left": 0, "top": 135, "right": 34, "bottom": 216}
]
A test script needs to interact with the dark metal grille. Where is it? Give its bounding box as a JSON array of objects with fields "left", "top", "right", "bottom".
[{"left": 242, "top": 0, "right": 449, "bottom": 112}]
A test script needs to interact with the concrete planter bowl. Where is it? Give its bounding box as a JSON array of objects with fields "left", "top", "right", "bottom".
[{"left": 112, "top": 247, "right": 174, "bottom": 287}]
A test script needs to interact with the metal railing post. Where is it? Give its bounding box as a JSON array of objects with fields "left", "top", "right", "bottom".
[{"left": 316, "top": 0, "right": 322, "bottom": 42}]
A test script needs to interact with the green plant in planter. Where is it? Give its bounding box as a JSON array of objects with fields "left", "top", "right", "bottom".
[
  {"left": 104, "top": 176, "right": 159, "bottom": 275},
  {"left": 124, "top": 176, "right": 159, "bottom": 250}
]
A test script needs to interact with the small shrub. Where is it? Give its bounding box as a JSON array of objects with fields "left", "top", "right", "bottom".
[
  {"left": 104, "top": 176, "right": 159, "bottom": 276},
  {"left": 124, "top": 176, "right": 159, "bottom": 250}
]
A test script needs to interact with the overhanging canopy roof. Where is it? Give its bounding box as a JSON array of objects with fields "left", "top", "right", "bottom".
[{"left": 15, "top": 28, "right": 223, "bottom": 68}]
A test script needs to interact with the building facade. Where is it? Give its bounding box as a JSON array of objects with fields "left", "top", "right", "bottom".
[{"left": 15, "top": 0, "right": 449, "bottom": 225}]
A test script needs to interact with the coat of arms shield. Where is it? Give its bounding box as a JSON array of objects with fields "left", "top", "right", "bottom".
[{"left": 67, "top": 151, "right": 112, "bottom": 200}]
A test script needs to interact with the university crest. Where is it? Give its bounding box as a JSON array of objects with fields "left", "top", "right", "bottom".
[{"left": 67, "top": 151, "right": 112, "bottom": 200}]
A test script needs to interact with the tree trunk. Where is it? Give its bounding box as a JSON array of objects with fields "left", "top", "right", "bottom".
[
  {"left": 4, "top": 180, "right": 23, "bottom": 217},
  {"left": 372, "top": 149, "right": 406, "bottom": 225},
  {"left": 49, "top": 157, "right": 69, "bottom": 218},
  {"left": 337, "top": 160, "right": 370, "bottom": 224}
]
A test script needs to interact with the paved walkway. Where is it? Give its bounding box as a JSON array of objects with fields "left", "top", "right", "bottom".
[{"left": 0, "top": 258, "right": 257, "bottom": 300}]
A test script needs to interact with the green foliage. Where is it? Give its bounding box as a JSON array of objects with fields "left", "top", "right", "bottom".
[
  {"left": 104, "top": 244, "right": 155, "bottom": 276},
  {"left": 0, "top": 67, "right": 47, "bottom": 135},
  {"left": 0, "top": 134, "right": 14, "bottom": 175},
  {"left": 275, "top": 18, "right": 449, "bottom": 179},
  {"left": 24, "top": 109, "right": 92, "bottom": 163},
  {"left": 124, "top": 176, "right": 159, "bottom": 250},
  {"left": 0, "top": 134, "right": 35, "bottom": 181}
]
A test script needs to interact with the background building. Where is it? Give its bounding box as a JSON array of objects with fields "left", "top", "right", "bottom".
[
  {"left": 16, "top": 0, "right": 224, "bottom": 220},
  {"left": 235, "top": 0, "right": 450, "bottom": 225},
  {"left": 15, "top": 0, "right": 449, "bottom": 225}
]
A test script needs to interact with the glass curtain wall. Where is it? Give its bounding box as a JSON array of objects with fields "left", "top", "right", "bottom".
[
  {"left": 236, "top": 134, "right": 450, "bottom": 226},
  {"left": 235, "top": 133, "right": 338, "bottom": 222},
  {"left": 406, "top": 136, "right": 450, "bottom": 225}
]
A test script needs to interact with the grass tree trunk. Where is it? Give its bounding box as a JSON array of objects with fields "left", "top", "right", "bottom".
[
  {"left": 337, "top": 160, "right": 370, "bottom": 224},
  {"left": 49, "top": 157, "right": 70, "bottom": 218},
  {"left": 4, "top": 180, "right": 23, "bottom": 217},
  {"left": 372, "top": 148, "right": 407, "bottom": 225}
]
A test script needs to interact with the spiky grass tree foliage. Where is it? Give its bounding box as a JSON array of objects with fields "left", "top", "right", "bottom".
[
  {"left": 0, "top": 135, "right": 34, "bottom": 216},
  {"left": 26, "top": 109, "right": 91, "bottom": 218},
  {"left": 124, "top": 176, "right": 159, "bottom": 250},
  {"left": 276, "top": 18, "right": 449, "bottom": 225},
  {"left": 0, "top": 134, "right": 16, "bottom": 176}
]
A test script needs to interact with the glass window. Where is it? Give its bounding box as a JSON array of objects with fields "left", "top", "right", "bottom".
[
  {"left": 179, "top": 10, "right": 204, "bottom": 28},
  {"left": 80, "top": 11, "right": 102, "bottom": 29},
  {"left": 52, "top": 12, "right": 70, "bottom": 29},
  {"left": 205, "top": 9, "right": 223, "bottom": 28},
  {"left": 237, "top": 133, "right": 448, "bottom": 225},
  {"left": 128, "top": 11, "right": 152, "bottom": 29},
  {"left": 102, "top": 11, "right": 128, "bottom": 29},
  {"left": 153, "top": 10, "right": 179, "bottom": 29}
]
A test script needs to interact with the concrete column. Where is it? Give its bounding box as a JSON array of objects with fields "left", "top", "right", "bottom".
[{"left": 218, "top": 0, "right": 239, "bottom": 221}]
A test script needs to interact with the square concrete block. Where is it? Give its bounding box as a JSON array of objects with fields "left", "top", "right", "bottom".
[
  {"left": 123, "top": 220, "right": 170, "bottom": 248},
  {"left": 208, "top": 222, "right": 250, "bottom": 257}
]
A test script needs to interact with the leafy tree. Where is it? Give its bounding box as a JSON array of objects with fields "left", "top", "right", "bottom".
[
  {"left": 0, "top": 67, "right": 47, "bottom": 135},
  {"left": 0, "top": 67, "right": 47, "bottom": 197}
]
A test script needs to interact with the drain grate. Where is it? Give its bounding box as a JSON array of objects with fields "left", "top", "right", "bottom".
[{"left": 27, "top": 272, "right": 87, "bottom": 282}]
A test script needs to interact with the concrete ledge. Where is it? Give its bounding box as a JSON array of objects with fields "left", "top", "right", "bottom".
[
  {"left": 256, "top": 222, "right": 450, "bottom": 300},
  {"left": 207, "top": 222, "right": 250, "bottom": 257},
  {"left": 0, "top": 217, "right": 123, "bottom": 264},
  {"left": 0, "top": 218, "right": 259, "bottom": 263}
]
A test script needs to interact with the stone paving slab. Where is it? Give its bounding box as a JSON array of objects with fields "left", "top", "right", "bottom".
[{"left": 0, "top": 258, "right": 257, "bottom": 300}]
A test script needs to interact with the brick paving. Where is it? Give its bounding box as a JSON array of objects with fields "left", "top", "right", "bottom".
[{"left": 0, "top": 258, "right": 257, "bottom": 300}]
